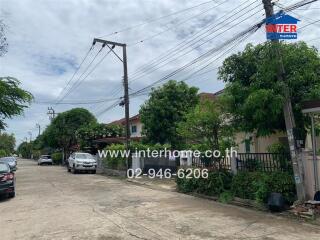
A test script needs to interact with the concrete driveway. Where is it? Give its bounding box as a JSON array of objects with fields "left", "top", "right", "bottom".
[{"left": 0, "top": 159, "right": 319, "bottom": 240}]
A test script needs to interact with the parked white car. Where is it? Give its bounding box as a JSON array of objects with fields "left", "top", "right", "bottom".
[
  {"left": 38, "top": 155, "right": 53, "bottom": 165},
  {"left": 68, "top": 152, "right": 97, "bottom": 174}
]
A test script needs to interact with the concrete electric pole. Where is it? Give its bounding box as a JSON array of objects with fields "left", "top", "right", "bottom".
[
  {"left": 262, "top": 0, "right": 306, "bottom": 201},
  {"left": 92, "top": 38, "right": 131, "bottom": 170},
  {"left": 47, "top": 107, "right": 56, "bottom": 122},
  {"left": 36, "top": 123, "right": 41, "bottom": 137}
]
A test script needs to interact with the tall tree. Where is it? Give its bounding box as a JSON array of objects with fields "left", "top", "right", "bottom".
[
  {"left": 0, "top": 132, "right": 15, "bottom": 154},
  {"left": 140, "top": 80, "right": 199, "bottom": 148},
  {"left": 0, "top": 77, "right": 33, "bottom": 129},
  {"left": 42, "top": 108, "right": 97, "bottom": 158},
  {"left": 177, "top": 99, "right": 234, "bottom": 154},
  {"left": 218, "top": 41, "right": 320, "bottom": 137}
]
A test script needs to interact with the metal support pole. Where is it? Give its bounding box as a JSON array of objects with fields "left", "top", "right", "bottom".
[
  {"left": 311, "top": 114, "right": 319, "bottom": 191},
  {"left": 123, "top": 45, "right": 131, "bottom": 170}
]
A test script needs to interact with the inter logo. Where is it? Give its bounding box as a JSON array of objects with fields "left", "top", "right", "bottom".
[{"left": 266, "top": 11, "right": 300, "bottom": 40}]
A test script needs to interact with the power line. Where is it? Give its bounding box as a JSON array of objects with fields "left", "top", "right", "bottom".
[
  {"left": 33, "top": 96, "right": 122, "bottom": 105},
  {"left": 57, "top": 45, "right": 108, "bottom": 103},
  {"left": 129, "top": 0, "right": 318, "bottom": 98},
  {"left": 98, "top": 0, "right": 221, "bottom": 38},
  {"left": 63, "top": 48, "right": 114, "bottom": 96},
  {"left": 90, "top": 0, "right": 258, "bottom": 115},
  {"left": 128, "top": 0, "right": 229, "bottom": 46},
  {"left": 128, "top": 1, "right": 262, "bottom": 83},
  {"left": 128, "top": 0, "right": 259, "bottom": 79},
  {"left": 54, "top": 44, "right": 95, "bottom": 104},
  {"left": 130, "top": 19, "right": 264, "bottom": 97}
]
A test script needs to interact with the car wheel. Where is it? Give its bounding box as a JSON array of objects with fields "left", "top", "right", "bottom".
[
  {"left": 67, "top": 167, "right": 71, "bottom": 172},
  {"left": 72, "top": 165, "right": 77, "bottom": 174},
  {"left": 92, "top": 170, "right": 96, "bottom": 174},
  {"left": 8, "top": 191, "right": 15, "bottom": 198}
]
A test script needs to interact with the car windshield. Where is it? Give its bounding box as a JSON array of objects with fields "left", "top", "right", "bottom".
[
  {"left": 41, "top": 156, "right": 50, "bottom": 159},
  {"left": 75, "top": 153, "right": 92, "bottom": 159},
  {"left": 0, "top": 163, "right": 9, "bottom": 172},
  {"left": 0, "top": 157, "right": 15, "bottom": 162}
]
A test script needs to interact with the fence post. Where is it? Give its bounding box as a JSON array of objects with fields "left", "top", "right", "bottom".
[
  {"left": 131, "top": 153, "right": 141, "bottom": 175},
  {"left": 230, "top": 155, "right": 238, "bottom": 175}
]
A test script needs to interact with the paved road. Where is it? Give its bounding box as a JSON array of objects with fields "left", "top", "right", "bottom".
[{"left": 1, "top": 159, "right": 320, "bottom": 240}]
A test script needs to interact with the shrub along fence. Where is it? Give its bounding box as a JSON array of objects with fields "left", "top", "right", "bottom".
[
  {"left": 181, "top": 152, "right": 296, "bottom": 205},
  {"left": 176, "top": 169, "right": 296, "bottom": 205}
]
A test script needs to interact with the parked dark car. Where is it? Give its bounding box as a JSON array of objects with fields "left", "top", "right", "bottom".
[
  {"left": 0, "top": 161, "right": 15, "bottom": 198},
  {"left": 0, "top": 157, "right": 17, "bottom": 171}
]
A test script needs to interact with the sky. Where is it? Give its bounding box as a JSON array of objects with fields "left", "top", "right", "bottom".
[{"left": 0, "top": 0, "right": 319, "bottom": 146}]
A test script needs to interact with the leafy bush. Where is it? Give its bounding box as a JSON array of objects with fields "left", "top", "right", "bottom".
[
  {"left": 218, "top": 191, "right": 234, "bottom": 203},
  {"left": 176, "top": 169, "right": 233, "bottom": 196},
  {"left": 52, "top": 152, "right": 63, "bottom": 165},
  {"left": 0, "top": 149, "right": 7, "bottom": 157},
  {"left": 103, "top": 144, "right": 126, "bottom": 170},
  {"left": 177, "top": 169, "right": 296, "bottom": 204},
  {"left": 231, "top": 171, "right": 296, "bottom": 203},
  {"left": 267, "top": 142, "right": 289, "bottom": 153}
]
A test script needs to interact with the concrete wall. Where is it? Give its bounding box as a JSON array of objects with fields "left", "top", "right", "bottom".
[
  {"left": 302, "top": 150, "right": 320, "bottom": 200},
  {"left": 235, "top": 131, "right": 287, "bottom": 153},
  {"left": 130, "top": 121, "right": 143, "bottom": 138}
]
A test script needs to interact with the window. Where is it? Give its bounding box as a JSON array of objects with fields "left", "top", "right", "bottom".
[
  {"left": 0, "top": 163, "right": 9, "bottom": 172},
  {"left": 131, "top": 125, "right": 137, "bottom": 134},
  {"left": 245, "top": 139, "right": 251, "bottom": 153}
]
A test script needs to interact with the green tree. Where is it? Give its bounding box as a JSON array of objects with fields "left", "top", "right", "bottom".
[
  {"left": 17, "top": 142, "right": 33, "bottom": 158},
  {"left": 218, "top": 41, "right": 320, "bottom": 137},
  {"left": 140, "top": 80, "right": 199, "bottom": 148},
  {"left": 76, "top": 122, "right": 124, "bottom": 150},
  {"left": 0, "top": 149, "right": 7, "bottom": 157},
  {"left": 0, "top": 132, "right": 15, "bottom": 154},
  {"left": 0, "top": 77, "right": 33, "bottom": 129},
  {"left": 177, "top": 99, "right": 234, "bottom": 154},
  {"left": 42, "top": 108, "right": 97, "bottom": 159}
]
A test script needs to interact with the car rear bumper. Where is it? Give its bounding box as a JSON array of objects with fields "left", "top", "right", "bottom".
[
  {"left": 0, "top": 181, "right": 14, "bottom": 194},
  {"left": 74, "top": 164, "right": 97, "bottom": 170},
  {"left": 39, "top": 160, "right": 53, "bottom": 164}
]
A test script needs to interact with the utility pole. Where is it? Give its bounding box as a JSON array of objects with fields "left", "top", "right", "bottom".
[
  {"left": 262, "top": 0, "right": 306, "bottom": 201},
  {"left": 28, "top": 131, "right": 32, "bottom": 142},
  {"left": 92, "top": 38, "right": 131, "bottom": 170},
  {"left": 36, "top": 123, "right": 41, "bottom": 137},
  {"left": 47, "top": 107, "right": 56, "bottom": 121}
]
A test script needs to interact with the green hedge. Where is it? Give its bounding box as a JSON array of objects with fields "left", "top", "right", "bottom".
[
  {"left": 103, "top": 144, "right": 126, "bottom": 170},
  {"left": 176, "top": 169, "right": 233, "bottom": 196},
  {"left": 231, "top": 171, "right": 296, "bottom": 203},
  {"left": 176, "top": 170, "right": 296, "bottom": 204},
  {"left": 103, "top": 143, "right": 171, "bottom": 170},
  {"left": 52, "top": 152, "right": 63, "bottom": 165}
]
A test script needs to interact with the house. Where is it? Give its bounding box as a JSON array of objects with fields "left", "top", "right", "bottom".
[
  {"left": 93, "top": 114, "right": 143, "bottom": 146},
  {"left": 200, "top": 90, "right": 288, "bottom": 153},
  {"left": 108, "top": 114, "right": 143, "bottom": 139}
]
